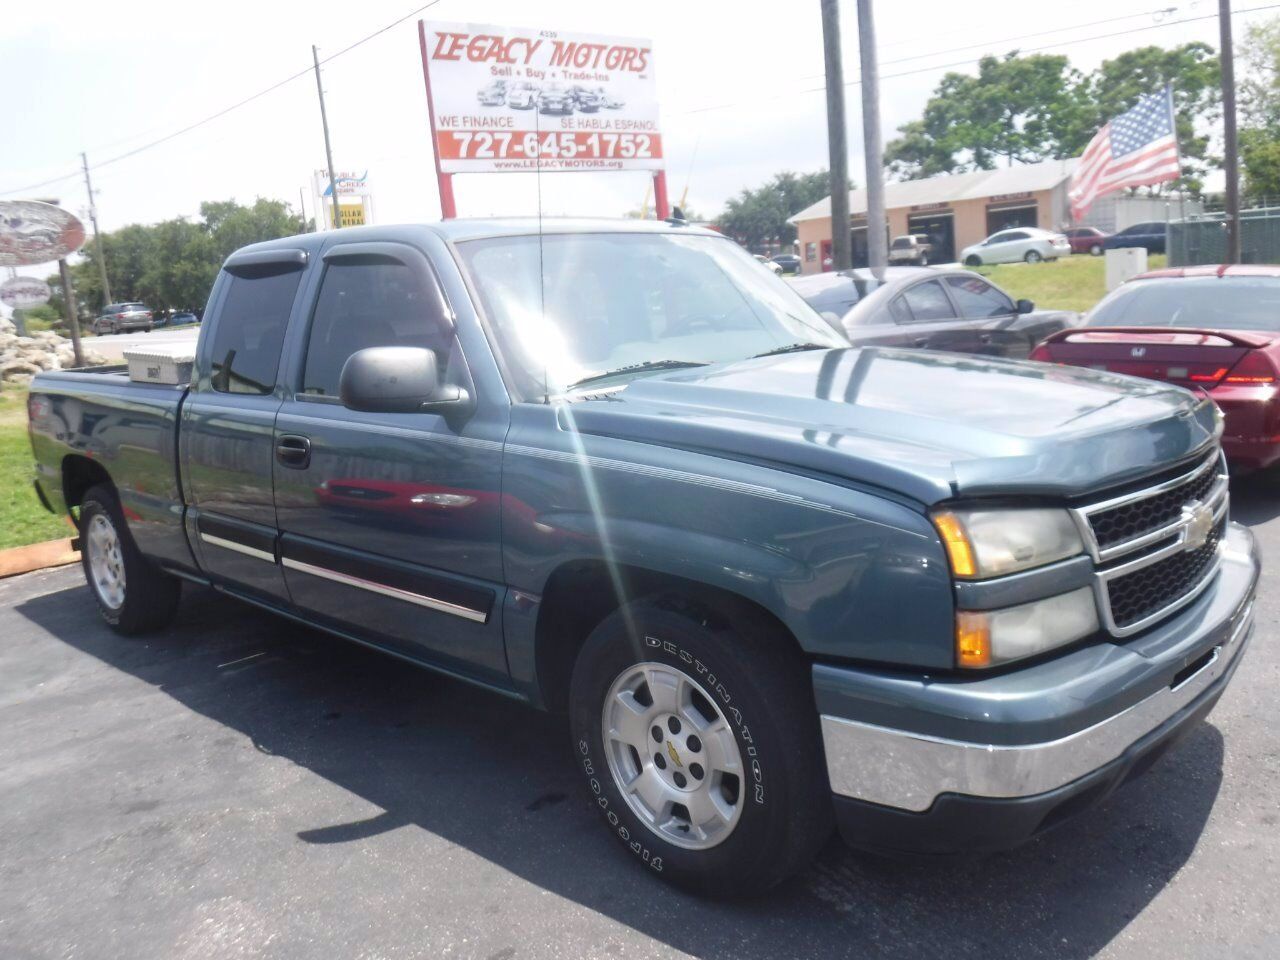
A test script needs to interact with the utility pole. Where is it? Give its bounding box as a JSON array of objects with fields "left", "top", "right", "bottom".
[
  {"left": 80, "top": 153, "right": 112, "bottom": 305},
  {"left": 820, "top": 0, "right": 851, "bottom": 272},
  {"left": 857, "top": 0, "right": 887, "bottom": 273},
  {"left": 1220, "top": 0, "right": 1241, "bottom": 263},
  {"left": 312, "top": 45, "right": 342, "bottom": 231},
  {"left": 57, "top": 259, "right": 85, "bottom": 368}
]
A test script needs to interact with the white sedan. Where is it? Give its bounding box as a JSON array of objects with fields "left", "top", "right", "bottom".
[{"left": 961, "top": 227, "right": 1071, "bottom": 266}]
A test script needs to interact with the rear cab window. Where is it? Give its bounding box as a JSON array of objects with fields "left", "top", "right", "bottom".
[{"left": 208, "top": 262, "right": 305, "bottom": 395}]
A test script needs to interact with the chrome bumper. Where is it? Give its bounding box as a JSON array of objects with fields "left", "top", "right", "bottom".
[{"left": 821, "top": 588, "right": 1254, "bottom": 814}]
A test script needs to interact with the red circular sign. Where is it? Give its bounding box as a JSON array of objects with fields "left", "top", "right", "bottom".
[{"left": 0, "top": 201, "right": 87, "bottom": 266}]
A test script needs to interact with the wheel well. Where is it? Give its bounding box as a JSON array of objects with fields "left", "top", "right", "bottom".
[
  {"left": 533, "top": 560, "right": 799, "bottom": 714},
  {"left": 61, "top": 455, "right": 113, "bottom": 512}
]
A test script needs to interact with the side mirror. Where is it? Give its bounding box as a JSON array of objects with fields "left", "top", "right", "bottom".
[
  {"left": 339, "top": 346, "right": 470, "bottom": 415},
  {"left": 1016, "top": 299, "right": 1035, "bottom": 314}
]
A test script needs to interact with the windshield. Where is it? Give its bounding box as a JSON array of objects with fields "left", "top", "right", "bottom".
[
  {"left": 1087, "top": 276, "right": 1280, "bottom": 330},
  {"left": 457, "top": 232, "right": 844, "bottom": 398}
]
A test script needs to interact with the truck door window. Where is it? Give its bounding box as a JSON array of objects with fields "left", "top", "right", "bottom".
[
  {"left": 301, "top": 259, "right": 452, "bottom": 398},
  {"left": 210, "top": 266, "right": 304, "bottom": 394}
]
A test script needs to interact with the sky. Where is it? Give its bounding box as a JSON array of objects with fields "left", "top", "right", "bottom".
[{"left": 0, "top": 0, "right": 1271, "bottom": 283}]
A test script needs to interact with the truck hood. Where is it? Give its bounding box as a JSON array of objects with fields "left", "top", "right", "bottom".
[{"left": 562, "top": 348, "right": 1219, "bottom": 504}]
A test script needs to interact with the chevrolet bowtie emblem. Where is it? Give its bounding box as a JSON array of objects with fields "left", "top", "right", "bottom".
[
  {"left": 666, "top": 741, "right": 683, "bottom": 768},
  {"left": 1183, "top": 501, "right": 1214, "bottom": 551}
]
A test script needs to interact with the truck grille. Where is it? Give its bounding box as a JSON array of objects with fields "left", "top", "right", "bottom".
[
  {"left": 1073, "top": 448, "right": 1229, "bottom": 637},
  {"left": 1088, "top": 457, "right": 1219, "bottom": 551},
  {"left": 1104, "top": 521, "right": 1224, "bottom": 629}
]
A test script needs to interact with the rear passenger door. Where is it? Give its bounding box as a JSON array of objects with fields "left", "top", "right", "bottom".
[
  {"left": 181, "top": 248, "right": 308, "bottom": 603},
  {"left": 891, "top": 278, "right": 986, "bottom": 355},
  {"left": 270, "top": 241, "right": 510, "bottom": 681}
]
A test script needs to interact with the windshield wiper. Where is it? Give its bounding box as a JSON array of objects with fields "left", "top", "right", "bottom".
[
  {"left": 750, "top": 342, "right": 831, "bottom": 358},
  {"left": 565, "top": 359, "right": 709, "bottom": 391}
]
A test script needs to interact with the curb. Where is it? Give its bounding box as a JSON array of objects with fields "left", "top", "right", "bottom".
[{"left": 0, "top": 538, "right": 80, "bottom": 579}]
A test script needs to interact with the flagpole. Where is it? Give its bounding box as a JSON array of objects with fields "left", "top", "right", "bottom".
[{"left": 1219, "top": 0, "right": 1241, "bottom": 263}]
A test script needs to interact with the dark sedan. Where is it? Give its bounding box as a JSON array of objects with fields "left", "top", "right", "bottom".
[
  {"left": 791, "top": 267, "right": 1078, "bottom": 359},
  {"left": 770, "top": 253, "right": 802, "bottom": 275},
  {"left": 1102, "top": 221, "right": 1167, "bottom": 254}
]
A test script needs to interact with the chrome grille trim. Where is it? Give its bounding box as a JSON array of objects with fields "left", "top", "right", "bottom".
[{"left": 1072, "top": 448, "right": 1229, "bottom": 638}]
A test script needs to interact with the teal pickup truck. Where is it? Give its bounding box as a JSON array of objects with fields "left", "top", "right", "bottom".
[{"left": 28, "top": 219, "right": 1259, "bottom": 896}]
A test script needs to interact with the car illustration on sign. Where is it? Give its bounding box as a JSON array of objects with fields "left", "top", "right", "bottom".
[
  {"left": 506, "top": 81, "right": 538, "bottom": 109},
  {"left": 476, "top": 80, "right": 508, "bottom": 106},
  {"left": 537, "top": 83, "right": 575, "bottom": 115}
]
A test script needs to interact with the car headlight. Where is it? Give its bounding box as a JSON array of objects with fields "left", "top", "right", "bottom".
[
  {"left": 932, "top": 507, "right": 1084, "bottom": 579},
  {"left": 956, "top": 587, "right": 1099, "bottom": 668}
]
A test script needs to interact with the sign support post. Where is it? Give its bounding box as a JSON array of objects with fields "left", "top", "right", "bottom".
[
  {"left": 56, "top": 258, "right": 85, "bottom": 368},
  {"left": 652, "top": 171, "right": 670, "bottom": 220}
]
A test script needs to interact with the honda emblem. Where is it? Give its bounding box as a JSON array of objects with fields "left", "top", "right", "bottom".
[{"left": 1130, "top": 347, "right": 1147, "bottom": 358}]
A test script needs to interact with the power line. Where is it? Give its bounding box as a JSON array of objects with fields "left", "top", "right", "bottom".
[
  {"left": 683, "top": 2, "right": 1280, "bottom": 115},
  {"left": 0, "top": 0, "right": 446, "bottom": 198}
]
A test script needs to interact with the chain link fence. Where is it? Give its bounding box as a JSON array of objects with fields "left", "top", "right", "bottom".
[{"left": 1168, "top": 207, "right": 1280, "bottom": 267}]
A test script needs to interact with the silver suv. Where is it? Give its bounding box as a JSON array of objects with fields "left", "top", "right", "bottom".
[
  {"left": 889, "top": 234, "right": 933, "bottom": 266},
  {"left": 94, "top": 302, "right": 154, "bottom": 335}
]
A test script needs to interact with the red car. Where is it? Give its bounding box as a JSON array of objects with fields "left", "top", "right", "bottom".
[
  {"left": 1064, "top": 226, "right": 1109, "bottom": 255},
  {"left": 1030, "top": 265, "right": 1280, "bottom": 472}
]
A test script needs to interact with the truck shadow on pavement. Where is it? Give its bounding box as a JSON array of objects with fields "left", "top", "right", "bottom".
[{"left": 15, "top": 575, "right": 1229, "bottom": 960}]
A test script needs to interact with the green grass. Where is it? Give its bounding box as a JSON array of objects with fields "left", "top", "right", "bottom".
[
  {"left": 969, "top": 253, "right": 1167, "bottom": 314},
  {"left": 0, "top": 388, "right": 70, "bottom": 550}
]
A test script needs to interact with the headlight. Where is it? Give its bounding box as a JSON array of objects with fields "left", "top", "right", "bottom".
[
  {"left": 932, "top": 507, "right": 1084, "bottom": 579},
  {"left": 956, "top": 587, "right": 1099, "bottom": 668}
]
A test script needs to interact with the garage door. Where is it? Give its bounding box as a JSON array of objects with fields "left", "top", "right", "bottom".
[{"left": 906, "top": 213, "right": 955, "bottom": 264}]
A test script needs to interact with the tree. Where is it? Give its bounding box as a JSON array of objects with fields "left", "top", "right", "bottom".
[
  {"left": 882, "top": 43, "right": 1220, "bottom": 195},
  {"left": 1240, "top": 17, "right": 1280, "bottom": 130},
  {"left": 1242, "top": 130, "right": 1280, "bottom": 198},
  {"left": 885, "top": 53, "right": 1088, "bottom": 178},
  {"left": 715, "top": 170, "right": 843, "bottom": 250},
  {"left": 60, "top": 197, "right": 310, "bottom": 315}
]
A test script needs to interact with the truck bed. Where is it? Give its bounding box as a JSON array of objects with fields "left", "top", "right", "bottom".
[{"left": 29, "top": 367, "right": 195, "bottom": 571}]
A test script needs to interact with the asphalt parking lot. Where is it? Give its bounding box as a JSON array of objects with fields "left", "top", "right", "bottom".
[{"left": 2, "top": 484, "right": 1278, "bottom": 960}]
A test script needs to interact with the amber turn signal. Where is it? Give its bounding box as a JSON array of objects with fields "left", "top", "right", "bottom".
[
  {"left": 955, "top": 611, "right": 991, "bottom": 668},
  {"left": 932, "top": 511, "right": 976, "bottom": 578}
]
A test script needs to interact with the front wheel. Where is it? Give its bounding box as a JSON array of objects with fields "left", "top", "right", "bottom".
[
  {"left": 1025, "top": 250, "right": 1043, "bottom": 263},
  {"left": 569, "top": 596, "right": 832, "bottom": 897},
  {"left": 918, "top": 254, "right": 929, "bottom": 266},
  {"left": 79, "top": 484, "right": 181, "bottom": 634},
  {"left": 964, "top": 254, "right": 982, "bottom": 267}
]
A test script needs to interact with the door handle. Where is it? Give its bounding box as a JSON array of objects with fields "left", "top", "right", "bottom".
[
  {"left": 276, "top": 435, "right": 311, "bottom": 469},
  {"left": 913, "top": 338, "right": 929, "bottom": 348},
  {"left": 978, "top": 334, "right": 992, "bottom": 344}
]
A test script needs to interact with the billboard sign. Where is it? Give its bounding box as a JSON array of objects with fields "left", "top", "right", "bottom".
[
  {"left": 0, "top": 201, "right": 86, "bottom": 266},
  {"left": 0, "top": 276, "right": 52, "bottom": 309},
  {"left": 314, "top": 169, "right": 372, "bottom": 198},
  {"left": 420, "top": 21, "right": 662, "bottom": 173}
]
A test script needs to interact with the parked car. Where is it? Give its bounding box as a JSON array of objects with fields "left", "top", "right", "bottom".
[
  {"left": 167, "top": 311, "right": 200, "bottom": 327},
  {"left": 506, "top": 81, "right": 539, "bottom": 110},
  {"left": 476, "top": 80, "right": 507, "bottom": 107},
  {"left": 792, "top": 267, "right": 1077, "bottom": 358},
  {"left": 960, "top": 227, "right": 1071, "bottom": 266},
  {"left": 1102, "top": 221, "right": 1168, "bottom": 255},
  {"left": 1065, "top": 226, "right": 1109, "bottom": 255},
  {"left": 569, "top": 85, "right": 602, "bottom": 112},
  {"left": 889, "top": 234, "right": 933, "bottom": 266},
  {"left": 537, "top": 83, "right": 574, "bottom": 115},
  {"left": 770, "top": 253, "right": 802, "bottom": 275},
  {"left": 754, "top": 254, "right": 784, "bottom": 275},
  {"left": 29, "top": 220, "right": 1258, "bottom": 897},
  {"left": 601, "top": 89, "right": 625, "bottom": 109},
  {"left": 1031, "top": 264, "right": 1280, "bottom": 471},
  {"left": 92, "top": 302, "right": 153, "bottom": 335}
]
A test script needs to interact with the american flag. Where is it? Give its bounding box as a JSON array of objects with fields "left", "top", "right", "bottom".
[{"left": 1069, "top": 87, "right": 1181, "bottom": 221}]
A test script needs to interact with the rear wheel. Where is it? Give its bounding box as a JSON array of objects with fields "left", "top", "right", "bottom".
[
  {"left": 1025, "top": 250, "right": 1043, "bottom": 263},
  {"left": 79, "top": 484, "right": 181, "bottom": 634},
  {"left": 569, "top": 596, "right": 833, "bottom": 897},
  {"left": 1090, "top": 243, "right": 1103, "bottom": 256}
]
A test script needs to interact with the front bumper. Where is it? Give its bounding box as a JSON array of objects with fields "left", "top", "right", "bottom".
[{"left": 816, "top": 522, "right": 1259, "bottom": 853}]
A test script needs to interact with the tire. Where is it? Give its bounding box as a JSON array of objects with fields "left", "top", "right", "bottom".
[
  {"left": 918, "top": 254, "right": 929, "bottom": 266},
  {"left": 79, "top": 484, "right": 181, "bottom": 635},
  {"left": 569, "top": 595, "right": 833, "bottom": 897},
  {"left": 964, "top": 255, "right": 982, "bottom": 267},
  {"left": 1025, "top": 250, "right": 1043, "bottom": 263},
  {"left": 111, "top": 324, "right": 120, "bottom": 335},
  {"left": 1090, "top": 243, "right": 1103, "bottom": 256}
]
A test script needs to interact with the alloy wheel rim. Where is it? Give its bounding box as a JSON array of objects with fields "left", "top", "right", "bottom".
[
  {"left": 601, "top": 661, "right": 746, "bottom": 850},
  {"left": 86, "top": 513, "right": 126, "bottom": 610}
]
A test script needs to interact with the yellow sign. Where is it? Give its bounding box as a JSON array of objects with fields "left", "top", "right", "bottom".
[{"left": 330, "top": 200, "right": 366, "bottom": 227}]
